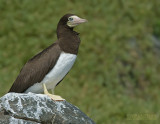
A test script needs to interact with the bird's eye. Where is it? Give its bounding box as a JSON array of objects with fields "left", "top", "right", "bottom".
[{"left": 68, "top": 17, "right": 73, "bottom": 21}]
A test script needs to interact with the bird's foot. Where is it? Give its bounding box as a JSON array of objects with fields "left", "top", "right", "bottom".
[
  {"left": 42, "top": 83, "right": 65, "bottom": 101},
  {"left": 45, "top": 93, "right": 65, "bottom": 101}
]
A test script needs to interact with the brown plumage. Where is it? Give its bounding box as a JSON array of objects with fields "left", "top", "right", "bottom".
[{"left": 8, "top": 14, "right": 82, "bottom": 93}]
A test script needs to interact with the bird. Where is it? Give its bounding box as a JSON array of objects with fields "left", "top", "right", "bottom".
[{"left": 8, "top": 14, "right": 87, "bottom": 101}]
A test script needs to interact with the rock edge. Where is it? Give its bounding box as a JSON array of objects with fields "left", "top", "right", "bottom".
[{"left": 0, "top": 93, "right": 95, "bottom": 124}]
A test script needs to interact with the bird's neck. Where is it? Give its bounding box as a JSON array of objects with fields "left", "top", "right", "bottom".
[{"left": 57, "top": 26, "right": 81, "bottom": 55}]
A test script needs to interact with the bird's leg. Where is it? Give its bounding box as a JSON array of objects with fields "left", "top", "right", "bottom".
[
  {"left": 42, "top": 83, "right": 65, "bottom": 101},
  {"left": 51, "top": 89, "right": 54, "bottom": 94}
]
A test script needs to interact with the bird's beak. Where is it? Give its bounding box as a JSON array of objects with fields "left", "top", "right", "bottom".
[
  {"left": 67, "top": 16, "right": 88, "bottom": 27},
  {"left": 73, "top": 17, "right": 88, "bottom": 25}
]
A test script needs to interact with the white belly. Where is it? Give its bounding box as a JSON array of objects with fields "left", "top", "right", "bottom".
[{"left": 25, "top": 52, "right": 77, "bottom": 93}]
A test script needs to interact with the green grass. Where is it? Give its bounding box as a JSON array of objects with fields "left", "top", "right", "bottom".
[{"left": 0, "top": 0, "right": 160, "bottom": 123}]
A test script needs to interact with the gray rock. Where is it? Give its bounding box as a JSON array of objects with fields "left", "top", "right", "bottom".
[{"left": 0, "top": 93, "right": 95, "bottom": 124}]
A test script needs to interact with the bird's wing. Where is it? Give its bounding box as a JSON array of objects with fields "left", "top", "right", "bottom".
[{"left": 8, "top": 42, "right": 61, "bottom": 93}]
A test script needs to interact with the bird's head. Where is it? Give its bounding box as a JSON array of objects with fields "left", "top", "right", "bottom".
[{"left": 58, "top": 14, "right": 87, "bottom": 29}]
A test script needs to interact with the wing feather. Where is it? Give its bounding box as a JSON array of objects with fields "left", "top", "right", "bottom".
[{"left": 8, "top": 42, "right": 61, "bottom": 93}]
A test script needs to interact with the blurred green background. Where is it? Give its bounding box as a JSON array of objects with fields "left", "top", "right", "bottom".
[{"left": 0, "top": 0, "right": 160, "bottom": 123}]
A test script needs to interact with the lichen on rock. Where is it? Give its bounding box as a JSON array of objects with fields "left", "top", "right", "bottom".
[{"left": 0, "top": 93, "right": 95, "bottom": 124}]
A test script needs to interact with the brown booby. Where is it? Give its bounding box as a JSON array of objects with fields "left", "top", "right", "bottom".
[{"left": 8, "top": 14, "right": 87, "bottom": 101}]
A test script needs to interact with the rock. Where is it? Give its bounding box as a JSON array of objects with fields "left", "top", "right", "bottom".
[{"left": 0, "top": 93, "right": 95, "bottom": 124}]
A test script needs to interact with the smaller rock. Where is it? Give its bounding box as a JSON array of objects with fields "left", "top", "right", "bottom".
[{"left": 0, "top": 93, "right": 95, "bottom": 124}]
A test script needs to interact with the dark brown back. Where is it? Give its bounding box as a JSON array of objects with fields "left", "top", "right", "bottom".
[{"left": 9, "top": 43, "right": 61, "bottom": 93}]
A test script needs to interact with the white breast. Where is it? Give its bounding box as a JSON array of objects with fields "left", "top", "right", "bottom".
[{"left": 25, "top": 52, "right": 77, "bottom": 93}]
